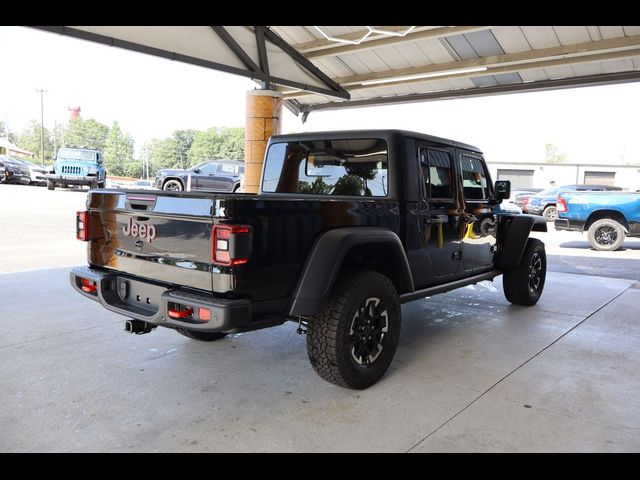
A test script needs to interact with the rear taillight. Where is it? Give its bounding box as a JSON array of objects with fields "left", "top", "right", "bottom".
[
  {"left": 76, "top": 211, "right": 89, "bottom": 241},
  {"left": 557, "top": 196, "right": 568, "bottom": 213},
  {"left": 81, "top": 278, "right": 97, "bottom": 293},
  {"left": 212, "top": 224, "right": 252, "bottom": 266}
]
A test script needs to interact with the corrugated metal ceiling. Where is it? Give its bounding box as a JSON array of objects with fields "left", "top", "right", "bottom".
[
  {"left": 270, "top": 26, "right": 640, "bottom": 112},
  {"left": 30, "top": 26, "right": 640, "bottom": 115}
]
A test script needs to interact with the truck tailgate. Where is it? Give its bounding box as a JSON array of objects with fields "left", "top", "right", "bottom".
[{"left": 86, "top": 190, "right": 217, "bottom": 291}]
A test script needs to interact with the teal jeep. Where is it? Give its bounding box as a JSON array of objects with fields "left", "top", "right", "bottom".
[{"left": 46, "top": 147, "right": 106, "bottom": 190}]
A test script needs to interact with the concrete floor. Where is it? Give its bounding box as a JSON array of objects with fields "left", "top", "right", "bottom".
[
  {"left": 1, "top": 183, "right": 640, "bottom": 452},
  {"left": 2, "top": 267, "right": 639, "bottom": 452}
]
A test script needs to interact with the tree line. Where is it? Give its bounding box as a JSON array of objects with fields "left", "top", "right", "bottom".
[{"left": 0, "top": 119, "right": 244, "bottom": 178}]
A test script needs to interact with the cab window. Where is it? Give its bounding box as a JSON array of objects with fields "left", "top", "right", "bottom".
[{"left": 459, "top": 155, "right": 489, "bottom": 200}]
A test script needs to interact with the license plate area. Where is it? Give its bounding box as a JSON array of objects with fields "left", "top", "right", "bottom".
[{"left": 116, "top": 277, "right": 165, "bottom": 314}]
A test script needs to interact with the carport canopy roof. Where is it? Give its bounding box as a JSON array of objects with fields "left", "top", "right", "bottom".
[{"left": 32, "top": 26, "right": 640, "bottom": 117}]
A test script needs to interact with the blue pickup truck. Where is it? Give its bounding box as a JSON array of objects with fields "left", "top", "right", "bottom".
[
  {"left": 527, "top": 184, "right": 622, "bottom": 221},
  {"left": 554, "top": 191, "right": 640, "bottom": 250}
]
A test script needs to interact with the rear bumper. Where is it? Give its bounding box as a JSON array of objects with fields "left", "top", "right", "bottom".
[
  {"left": 554, "top": 218, "right": 584, "bottom": 232},
  {"left": 70, "top": 266, "right": 252, "bottom": 333},
  {"left": 46, "top": 174, "right": 97, "bottom": 185}
]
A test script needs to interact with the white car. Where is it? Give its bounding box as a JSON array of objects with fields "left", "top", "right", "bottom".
[
  {"left": 14, "top": 158, "right": 48, "bottom": 185},
  {"left": 130, "top": 180, "right": 155, "bottom": 190}
]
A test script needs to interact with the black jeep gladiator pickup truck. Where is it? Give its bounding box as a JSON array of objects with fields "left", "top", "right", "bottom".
[{"left": 71, "top": 130, "right": 547, "bottom": 389}]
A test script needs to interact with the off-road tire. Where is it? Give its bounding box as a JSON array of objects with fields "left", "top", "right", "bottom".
[
  {"left": 587, "top": 218, "right": 625, "bottom": 251},
  {"left": 542, "top": 205, "right": 557, "bottom": 222},
  {"left": 46, "top": 180, "right": 55, "bottom": 190},
  {"left": 175, "top": 328, "right": 227, "bottom": 342},
  {"left": 306, "top": 269, "right": 401, "bottom": 390},
  {"left": 503, "top": 238, "right": 546, "bottom": 306}
]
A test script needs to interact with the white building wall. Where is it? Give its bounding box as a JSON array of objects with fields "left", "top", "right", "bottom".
[{"left": 487, "top": 162, "right": 640, "bottom": 191}]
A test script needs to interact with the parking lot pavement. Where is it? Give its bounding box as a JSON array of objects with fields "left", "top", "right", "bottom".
[
  {"left": 0, "top": 184, "right": 86, "bottom": 273},
  {"left": 1, "top": 266, "right": 639, "bottom": 452},
  {"left": 2, "top": 183, "right": 640, "bottom": 451}
]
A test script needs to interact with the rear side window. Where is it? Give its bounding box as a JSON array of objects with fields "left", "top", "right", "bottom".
[
  {"left": 459, "top": 155, "right": 489, "bottom": 200},
  {"left": 220, "top": 163, "right": 237, "bottom": 173},
  {"left": 420, "top": 149, "right": 453, "bottom": 199},
  {"left": 262, "top": 138, "right": 388, "bottom": 197}
]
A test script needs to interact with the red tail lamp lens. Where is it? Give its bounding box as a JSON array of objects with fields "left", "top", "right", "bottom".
[
  {"left": 81, "top": 278, "right": 97, "bottom": 293},
  {"left": 212, "top": 225, "right": 251, "bottom": 266},
  {"left": 76, "top": 211, "right": 89, "bottom": 241}
]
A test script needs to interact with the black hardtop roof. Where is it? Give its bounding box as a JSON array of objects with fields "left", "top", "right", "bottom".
[{"left": 270, "top": 129, "right": 482, "bottom": 154}]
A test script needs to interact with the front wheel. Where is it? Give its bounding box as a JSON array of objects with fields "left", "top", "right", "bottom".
[
  {"left": 306, "top": 269, "right": 401, "bottom": 389},
  {"left": 163, "top": 179, "right": 183, "bottom": 191},
  {"left": 542, "top": 205, "right": 557, "bottom": 222},
  {"left": 503, "top": 238, "right": 546, "bottom": 306},
  {"left": 587, "top": 219, "right": 625, "bottom": 251},
  {"left": 46, "top": 179, "right": 55, "bottom": 190}
]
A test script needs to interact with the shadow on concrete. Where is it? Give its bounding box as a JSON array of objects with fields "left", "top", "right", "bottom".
[
  {"left": 559, "top": 240, "right": 640, "bottom": 251},
  {"left": 548, "top": 254, "right": 640, "bottom": 281}
]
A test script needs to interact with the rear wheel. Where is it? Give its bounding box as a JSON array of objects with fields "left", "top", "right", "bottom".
[
  {"left": 163, "top": 179, "right": 183, "bottom": 191},
  {"left": 46, "top": 179, "right": 55, "bottom": 190},
  {"left": 175, "top": 328, "right": 227, "bottom": 342},
  {"left": 306, "top": 269, "right": 401, "bottom": 389},
  {"left": 542, "top": 205, "right": 557, "bottom": 222},
  {"left": 503, "top": 238, "right": 546, "bottom": 306},
  {"left": 587, "top": 218, "right": 625, "bottom": 251}
]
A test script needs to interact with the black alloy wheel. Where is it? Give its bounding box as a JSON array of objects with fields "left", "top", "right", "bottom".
[{"left": 349, "top": 297, "right": 389, "bottom": 366}]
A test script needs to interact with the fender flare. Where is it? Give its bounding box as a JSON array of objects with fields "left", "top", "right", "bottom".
[
  {"left": 288, "top": 227, "right": 414, "bottom": 316},
  {"left": 496, "top": 214, "right": 547, "bottom": 268}
]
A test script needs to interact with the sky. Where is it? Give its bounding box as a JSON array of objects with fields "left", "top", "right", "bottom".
[{"left": 1, "top": 26, "right": 639, "bottom": 165}]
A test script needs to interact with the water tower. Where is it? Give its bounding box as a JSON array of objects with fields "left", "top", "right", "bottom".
[{"left": 68, "top": 106, "right": 81, "bottom": 121}]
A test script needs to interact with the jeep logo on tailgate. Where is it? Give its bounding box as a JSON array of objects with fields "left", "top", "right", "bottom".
[{"left": 122, "top": 217, "right": 157, "bottom": 243}]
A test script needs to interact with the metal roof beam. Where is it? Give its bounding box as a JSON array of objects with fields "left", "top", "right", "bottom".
[
  {"left": 262, "top": 27, "right": 349, "bottom": 99},
  {"left": 344, "top": 46, "right": 640, "bottom": 92},
  {"left": 210, "top": 26, "right": 260, "bottom": 73},
  {"left": 302, "top": 26, "right": 492, "bottom": 59},
  {"left": 299, "top": 71, "right": 640, "bottom": 112},
  {"left": 334, "top": 34, "right": 640, "bottom": 87},
  {"left": 255, "top": 26, "right": 270, "bottom": 86}
]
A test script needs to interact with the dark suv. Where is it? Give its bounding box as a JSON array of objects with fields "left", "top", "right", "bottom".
[
  {"left": 155, "top": 160, "right": 244, "bottom": 192},
  {"left": 527, "top": 184, "right": 623, "bottom": 221}
]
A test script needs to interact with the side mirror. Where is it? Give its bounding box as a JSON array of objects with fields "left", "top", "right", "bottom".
[
  {"left": 494, "top": 180, "right": 511, "bottom": 201},
  {"left": 193, "top": 168, "right": 201, "bottom": 174}
]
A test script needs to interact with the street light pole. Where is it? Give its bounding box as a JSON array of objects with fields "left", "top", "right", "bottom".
[{"left": 36, "top": 88, "right": 47, "bottom": 166}]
